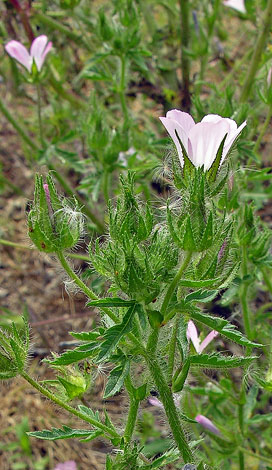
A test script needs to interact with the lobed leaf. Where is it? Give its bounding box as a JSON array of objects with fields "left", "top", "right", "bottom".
[
  {"left": 27, "top": 425, "right": 102, "bottom": 441},
  {"left": 190, "top": 353, "right": 257, "bottom": 369},
  {"left": 97, "top": 305, "right": 137, "bottom": 361}
]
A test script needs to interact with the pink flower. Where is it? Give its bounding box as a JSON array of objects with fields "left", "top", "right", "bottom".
[
  {"left": 223, "top": 0, "right": 246, "bottom": 14},
  {"left": 159, "top": 110, "right": 246, "bottom": 171},
  {"left": 5, "top": 35, "right": 52, "bottom": 73},
  {"left": 195, "top": 415, "right": 220, "bottom": 435},
  {"left": 187, "top": 320, "right": 218, "bottom": 354},
  {"left": 54, "top": 461, "right": 77, "bottom": 470}
]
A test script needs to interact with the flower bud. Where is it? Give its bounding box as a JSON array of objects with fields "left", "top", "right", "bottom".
[{"left": 28, "top": 174, "right": 84, "bottom": 253}]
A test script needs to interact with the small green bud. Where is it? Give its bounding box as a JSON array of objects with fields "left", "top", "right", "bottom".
[
  {"left": 0, "top": 318, "right": 29, "bottom": 380},
  {"left": 58, "top": 373, "right": 89, "bottom": 400},
  {"left": 28, "top": 174, "right": 84, "bottom": 253},
  {"left": 146, "top": 310, "right": 163, "bottom": 329}
]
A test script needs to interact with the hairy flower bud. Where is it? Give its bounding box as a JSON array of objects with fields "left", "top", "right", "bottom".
[{"left": 28, "top": 174, "right": 84, "bottom": 253}]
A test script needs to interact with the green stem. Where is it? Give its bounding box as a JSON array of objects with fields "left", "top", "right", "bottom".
[
  {"left": 238, "top": 450, "right": 245, "bottom": 470},
  {"left": 146, "top": 327, "right": 159, "bottom": 355},
  {"left": 57, "top": 250, "right": 119, "bottom": 324},
  {"left": 119, "top": 55, "right": 129, "bottom": 123},
  {"left": 239, "top": 447, "right": 272, "bottom": 465},
  {"left": 103, "top": 170, "right": 110, "bottom": 204},
  {"left": 37, "top": 83, "right": 44, "bottom": 147},
  {"left": 33, "top": 11, "right": 87, "bottom": 46},
  {"left": 20, "top": 370, "right": 119, "bottom": 438},
  {"left": 124, "top": 375, "right": 139, "bottom": 443},
  {"left": 240, "top": 246, "right": 252, "bottom": 340},
  {"left": 218, "top": 47, "right": 252, "bottom": 91},
  {"left": 261, "top": 267, "right": 272, "bottom": 294},
  {"left": 254, "top": 106, "right": 272, "bottom": 153},
  {"left": 161, "top": 251, "right": 192, "bottom": 316},
  {"left": 179, "top": 0, "right": 191, "bottom": 111},
  {"left": 240, "top": 0, "right": 272, "bottom": 102},
  {"left": 0, "top": 96, "right": 39, "bottom": 152},
  {"left": 144, "top": 351, "right": 193, "bottom": 463},
  {"left": 167, "top": 314, "right": 180, "bottom": 383}
]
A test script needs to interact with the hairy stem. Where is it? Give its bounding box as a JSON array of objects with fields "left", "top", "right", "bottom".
[
  {"left": 240, "top": 245, "right": 252, "bottom": 340},
  {"left": 119, "top": 55, "right": 129, "bottom": 123},
  {"left": 21, "top": 370, "right": 119, "bottom": 438},
  {"left": 240, "top": 0, "right": 272, "bottom": 102},
  {"left": 167, "top": 314, "right": 180, "bottom": 383},
  {"left": 124, "top": 375, "right": 140, "bottom": 443},
  {"left": 144, "top": 350, "right": 193, "bottom": 463},
  {"left": 161, "top": 251, "right": 192, "bottom": 316}
]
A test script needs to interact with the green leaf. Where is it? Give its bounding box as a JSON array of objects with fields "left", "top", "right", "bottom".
[
  {"left": 97, "top": 305, "right": 137, "bottom": 361},
  {"left": 190, "top": 353, "right": 257, "bottom": 369},
  {"left": 248, "top": 413, "right": 272, "bottom": 424},
  {"left": 69, "top": 331, "right": 100, "bottom": 341},
  {"left": 178, "top": 277, "right": 220, "bottom": 288},
  {"left": 103, "top": 361, "right": 130, "bottom": 398},
  {"left": 179, "top": 412, "right": 197, "bottom": 423},
  {"left": 87, "top": 298, "right": 136, "bottom": 307},
  {"left": 78, "top": 404, "right": 100, "bottom": 422},
  {"left": 45, "top": 342, "right": 99, "bottom": 366},
  {"left": 27, "top": 426, "right": 101, "bottom": 441},
  {"left": 185, "top": 307, "right": 262, "bottom": 348},
  {"left": 184, "top": 289, "right": 218, "bottom": 303},
  {"left": 145, "top": 447, "right": 180, "bottom": 469}
]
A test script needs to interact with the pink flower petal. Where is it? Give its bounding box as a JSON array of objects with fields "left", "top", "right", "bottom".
[
  {"left": 198, "top": 330, "right": 218, "bottom": 354},
  {"left": 187, "top": 320, "right": 200, "bottom": 353},
  {"left": 195, "top": 415, "right": 220, "bottom": 435},
  {"left": 54, "top": 461, "right": 77, "bottom": 470},
  {"left": 223, "top": 0, "right": 246, "bottom": 14},
  {"left": 30, "top": 35, "right": 51, "bottom": 71},
  {"left": 148, "top": 397, "right": 164, "bottom": 408},
  {"left": 188, "top": 120, "right": 230, "bottom": 170},
  {"left": 159, "top": 117, "right": 190, "bottom": 167},
  {"left": 166, "top": 110, "right": 195, "bottom": 133},
  {"left": 5, "top": 40, "right": 32, "bottom": 72},
  {"left": 223, "top": 120, "right": 247, "bottom": 160}
]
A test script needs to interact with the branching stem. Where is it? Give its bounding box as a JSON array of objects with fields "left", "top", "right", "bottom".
[{"left": 21, "top": 370, "right": 119, "bottom": 438}]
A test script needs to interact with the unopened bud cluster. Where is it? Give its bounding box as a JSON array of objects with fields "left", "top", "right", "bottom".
[{"left": 28, "top": 174, "right": 84, "bottom": 253}]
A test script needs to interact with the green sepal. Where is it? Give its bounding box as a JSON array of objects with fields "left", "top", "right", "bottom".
[
  {"left": 174, "top": 130, "right": 195, "bottom": 183},
  {"left": 172, "top": 359, "right": 190, "bottom": 392},
  {"left": 167, "top": 204, "right": 182, "bottom": 247},
  {"left": 182, "top": 217, "right": 197, "bottom": 251},
  {"left": 199, "top": 212, "right": 213, "bottom": 250},
  {"left": 207, "top": 134, "right": 228, "bottom": 182}
]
